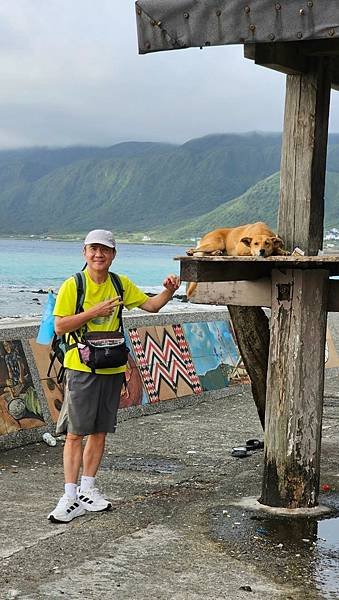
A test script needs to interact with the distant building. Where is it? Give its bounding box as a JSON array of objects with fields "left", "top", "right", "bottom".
[{"left": 324, "top": 229, "right": 339, "bottom": 241}]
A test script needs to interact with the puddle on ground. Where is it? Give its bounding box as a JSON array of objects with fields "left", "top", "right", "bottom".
[
  {"left": 210, "top": 499, "right": 339, "bottom": 599},
  {"left": 101, "top": 455, "right": 184, "bottom": 474}
]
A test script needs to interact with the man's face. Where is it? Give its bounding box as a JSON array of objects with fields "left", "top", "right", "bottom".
[{"left": 83, "top": 244, "right": 115, "bottom": 273}]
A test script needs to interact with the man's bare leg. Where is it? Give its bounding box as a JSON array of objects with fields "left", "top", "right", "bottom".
[
  {"left": 82, "top": 432, "right": 106, "bottom": 477},
  {"left": 63, "top": 433, "right": 84, "bottom": 483},
  {"left": 48, "top": 433, "right": 85, "bottom": 522},
  {"left": 77, "top": 432, "right": 111, "bottom": 511}
]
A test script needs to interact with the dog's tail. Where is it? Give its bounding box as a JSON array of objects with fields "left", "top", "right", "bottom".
[{"left": 186, "top": 281, "right": 197, "bottom": 299}]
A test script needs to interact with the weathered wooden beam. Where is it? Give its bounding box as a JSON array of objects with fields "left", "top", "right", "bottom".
[
  {"left": 181, "top": 258, "right": 271, "bottom": 283},
  {"left": 300, "top": 39, "right": 339, "bottom": 57},
  {"left": 244, "top": 44, "right": 339, "bottom": 92},
  {"left": 245, "top": 40, "right": 339, "bottom": 66},
  {"left": 260, "top": 269, "right": 328, "bottom": 508},
  {"left": 189, "top": 279, "right": 271, "bottom": 306},
  {"left": 278, "top": 57, "right": 331, "bottom": 255},
  {"left": 244, "top": 42, "right": 309, "bottom": 76},
  {"left": 178, "top": 255, "right": 339, "bottom": 283},
  {"left": 188, "top": 279, "right": 339, "bottom": 312}
]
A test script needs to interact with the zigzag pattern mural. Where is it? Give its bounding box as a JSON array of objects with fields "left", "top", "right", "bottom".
[{"left": 129, "top": 325, "right": 202, "bottom": 403}]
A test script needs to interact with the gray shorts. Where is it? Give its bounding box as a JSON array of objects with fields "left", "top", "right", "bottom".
[{"left": 56, "top": 370, "right": 125, "bottom": 436}]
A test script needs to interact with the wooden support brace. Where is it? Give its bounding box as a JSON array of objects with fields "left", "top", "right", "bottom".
[
  {"left": 228, "top": 306, "right": 269, "bottom": 430},
  {"left": 260, "top": 269, "right": 328, "bottom": 508}
]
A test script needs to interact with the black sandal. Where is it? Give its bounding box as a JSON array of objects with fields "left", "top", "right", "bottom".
[{"left": 246, "top": 439, "right": 264, "bottom": 451}]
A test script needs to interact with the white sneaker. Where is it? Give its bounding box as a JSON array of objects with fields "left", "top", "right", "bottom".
[
  {"left": 77, "top": 487, "right": 112, "bottom": 512},
  {"left": 48, "top": 494, "right": 86, "bottom": 523}
]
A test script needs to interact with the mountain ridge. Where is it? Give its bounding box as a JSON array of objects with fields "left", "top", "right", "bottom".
[{"left": 0, "top": 133, "right": 338, "bottom": 238}]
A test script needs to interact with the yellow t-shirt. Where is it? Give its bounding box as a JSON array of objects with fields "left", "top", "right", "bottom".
[{"left": 53, "top": 269, "right": 149, "bottom": 374}]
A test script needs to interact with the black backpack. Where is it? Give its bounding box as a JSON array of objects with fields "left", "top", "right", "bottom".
[{"left": 47, "top": 271, "right": 124, "bottom": 383}]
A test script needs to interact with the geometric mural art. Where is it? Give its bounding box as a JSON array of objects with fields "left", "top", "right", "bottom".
[
  {"left": 129, "top": 324, "right": 202, "bottom": 403},
  {"left": 0, "top": 339, "right": 45, "bottom": 434}
]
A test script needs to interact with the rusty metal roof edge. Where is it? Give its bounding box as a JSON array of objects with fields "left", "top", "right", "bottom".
[
  {"left": 136, "top": 1, "right": 186, "bottom": 55},
  {"left": 135, "top": 0, "right": 339, "bottom": 55}
]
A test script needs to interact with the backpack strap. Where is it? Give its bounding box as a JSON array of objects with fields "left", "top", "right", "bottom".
[
  {"left": 74, "top": 271, "right": 86, "bottom": 314},
  {"left": 65, "top": 271, "right": 87, "bottom": 348},
  {"left": 109, "top": 272, "right": 124, "bottom": 332}
]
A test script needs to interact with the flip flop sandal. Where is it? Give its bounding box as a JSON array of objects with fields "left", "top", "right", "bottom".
[
  {"left": 231, "top": 446, "right": 249, "bottom": 458},
  {"left": 246, "top": 439, "right": 264, "bottom": 451}
]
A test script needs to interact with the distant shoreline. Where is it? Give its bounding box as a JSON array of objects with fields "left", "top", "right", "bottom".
[
  {"left": 2, "top": 235, "right": 339, "bottom": 252},
  {"left": 0, "top": 235, "right": 185, "bottom": 246}
]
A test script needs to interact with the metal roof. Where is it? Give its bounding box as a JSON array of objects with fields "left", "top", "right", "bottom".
[{"left": 136, "top": 1, "right": 339, "bottom": 54}]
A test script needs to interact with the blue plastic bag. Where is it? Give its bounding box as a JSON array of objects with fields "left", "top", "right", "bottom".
[{"left": 36, "top": 291, "right": 56, "bottom": 345}]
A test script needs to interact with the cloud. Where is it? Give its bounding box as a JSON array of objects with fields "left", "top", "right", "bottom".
[{"left": 0, "top": 0, "right": 338, "bottom": 148}]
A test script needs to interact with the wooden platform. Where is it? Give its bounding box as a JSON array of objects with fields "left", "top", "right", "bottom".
[{"left": 176, "top": 255, "right": 339, "bottom": 282}]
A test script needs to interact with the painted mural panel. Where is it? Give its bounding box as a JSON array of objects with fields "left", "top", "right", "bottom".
[
  {"left": 206, "top": 320, "right": 249, "bottom": 385},
  {"left": 29, "top": 339, "right": 64, "bottom": 423},
  {"left": 181, "top": 320, "right": 246, "bottom": 390},
  {"left": 0, "top": 340, "right": 44, "bottom": 434},
  {"left": 119, "top": 352, "right": 147, "bottom": 408},
  {"left": 207, "top": 321, "right": 239, "bottom": 367},
  {"left": 128, "top": 325, "right": 202, "bottom": 402}
]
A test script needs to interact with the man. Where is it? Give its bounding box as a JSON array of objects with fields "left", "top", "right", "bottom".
[{"left": 48, "top": 229, "right": 180, "bottom": 523}]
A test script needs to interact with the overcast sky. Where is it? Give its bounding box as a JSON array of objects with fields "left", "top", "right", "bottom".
[{"left": 1, "top": 0, "right": 339, "bottom": 149}]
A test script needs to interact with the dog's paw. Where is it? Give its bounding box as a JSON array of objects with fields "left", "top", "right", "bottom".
[
  {"left": 186, "top": 248, "right": 195, "bottom": 256},
  {"left": 211, "top": 250, "right": 224, "bottom": 256},
  {"left": 274, "top": 248, "right": 290, "bottom": 256}
]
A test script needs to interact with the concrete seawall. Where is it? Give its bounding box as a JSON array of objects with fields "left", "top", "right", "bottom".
[{"left": 0, "top": 307, "right": 249, "bottom": 450}]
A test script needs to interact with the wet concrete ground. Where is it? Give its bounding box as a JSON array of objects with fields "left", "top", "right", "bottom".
[{"left": 1, "top": 371, "right": 339, "bottom": 600}]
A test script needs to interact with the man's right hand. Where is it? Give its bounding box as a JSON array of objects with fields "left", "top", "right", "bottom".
[{"left": 90, "top": 296, "right": 123, "bottom": 318}]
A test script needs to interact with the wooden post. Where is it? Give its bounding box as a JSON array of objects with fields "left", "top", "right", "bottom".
[
  {"left": 260, "top": 269, "right": 328, "bottom": 508},
  {"left": 278, "top": 58, "right": 331, "bottom": 255}
]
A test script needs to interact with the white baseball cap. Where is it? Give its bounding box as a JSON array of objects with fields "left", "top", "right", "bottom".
[{"left": 84, "top": 229, "right": 116, "bottom": 248}]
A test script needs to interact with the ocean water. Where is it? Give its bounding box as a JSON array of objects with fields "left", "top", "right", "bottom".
[{"left": 0, "top": 238, "right": 187, "bottom": 319}]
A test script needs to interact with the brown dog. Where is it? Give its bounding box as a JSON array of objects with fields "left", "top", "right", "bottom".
[{"left": 186, "top": 221, "right": 287, "bottom": 297}]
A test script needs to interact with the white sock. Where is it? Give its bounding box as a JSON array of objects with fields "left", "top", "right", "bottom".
[
  {"left": 65, "top": 483, "right": 77, "bottom": 499},
  {"left": 80, "top": 476, "right": 95, "bottom": 492}
]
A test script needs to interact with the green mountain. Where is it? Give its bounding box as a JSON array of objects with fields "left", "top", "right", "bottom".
[
  {"left": 149, "top": 171, "right": 339, "bottom": 243},
  {"left": 150, "top": 172, "right": 280, "bottom": 242},
  {"left": 0, "top": 134, "right": 283, "bottom": 235},
  {"left": 0, "top": 133, "right": 339, "bottom": 237}
]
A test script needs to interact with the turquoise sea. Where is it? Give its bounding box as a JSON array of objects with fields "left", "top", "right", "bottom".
[{"left": 0, "top": 239, "right": 187, "bottom": 319}]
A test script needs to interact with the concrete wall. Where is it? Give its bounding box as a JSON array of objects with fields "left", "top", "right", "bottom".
[{"left": 0, "top": 309, "right": 248, "bottom": 450}]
